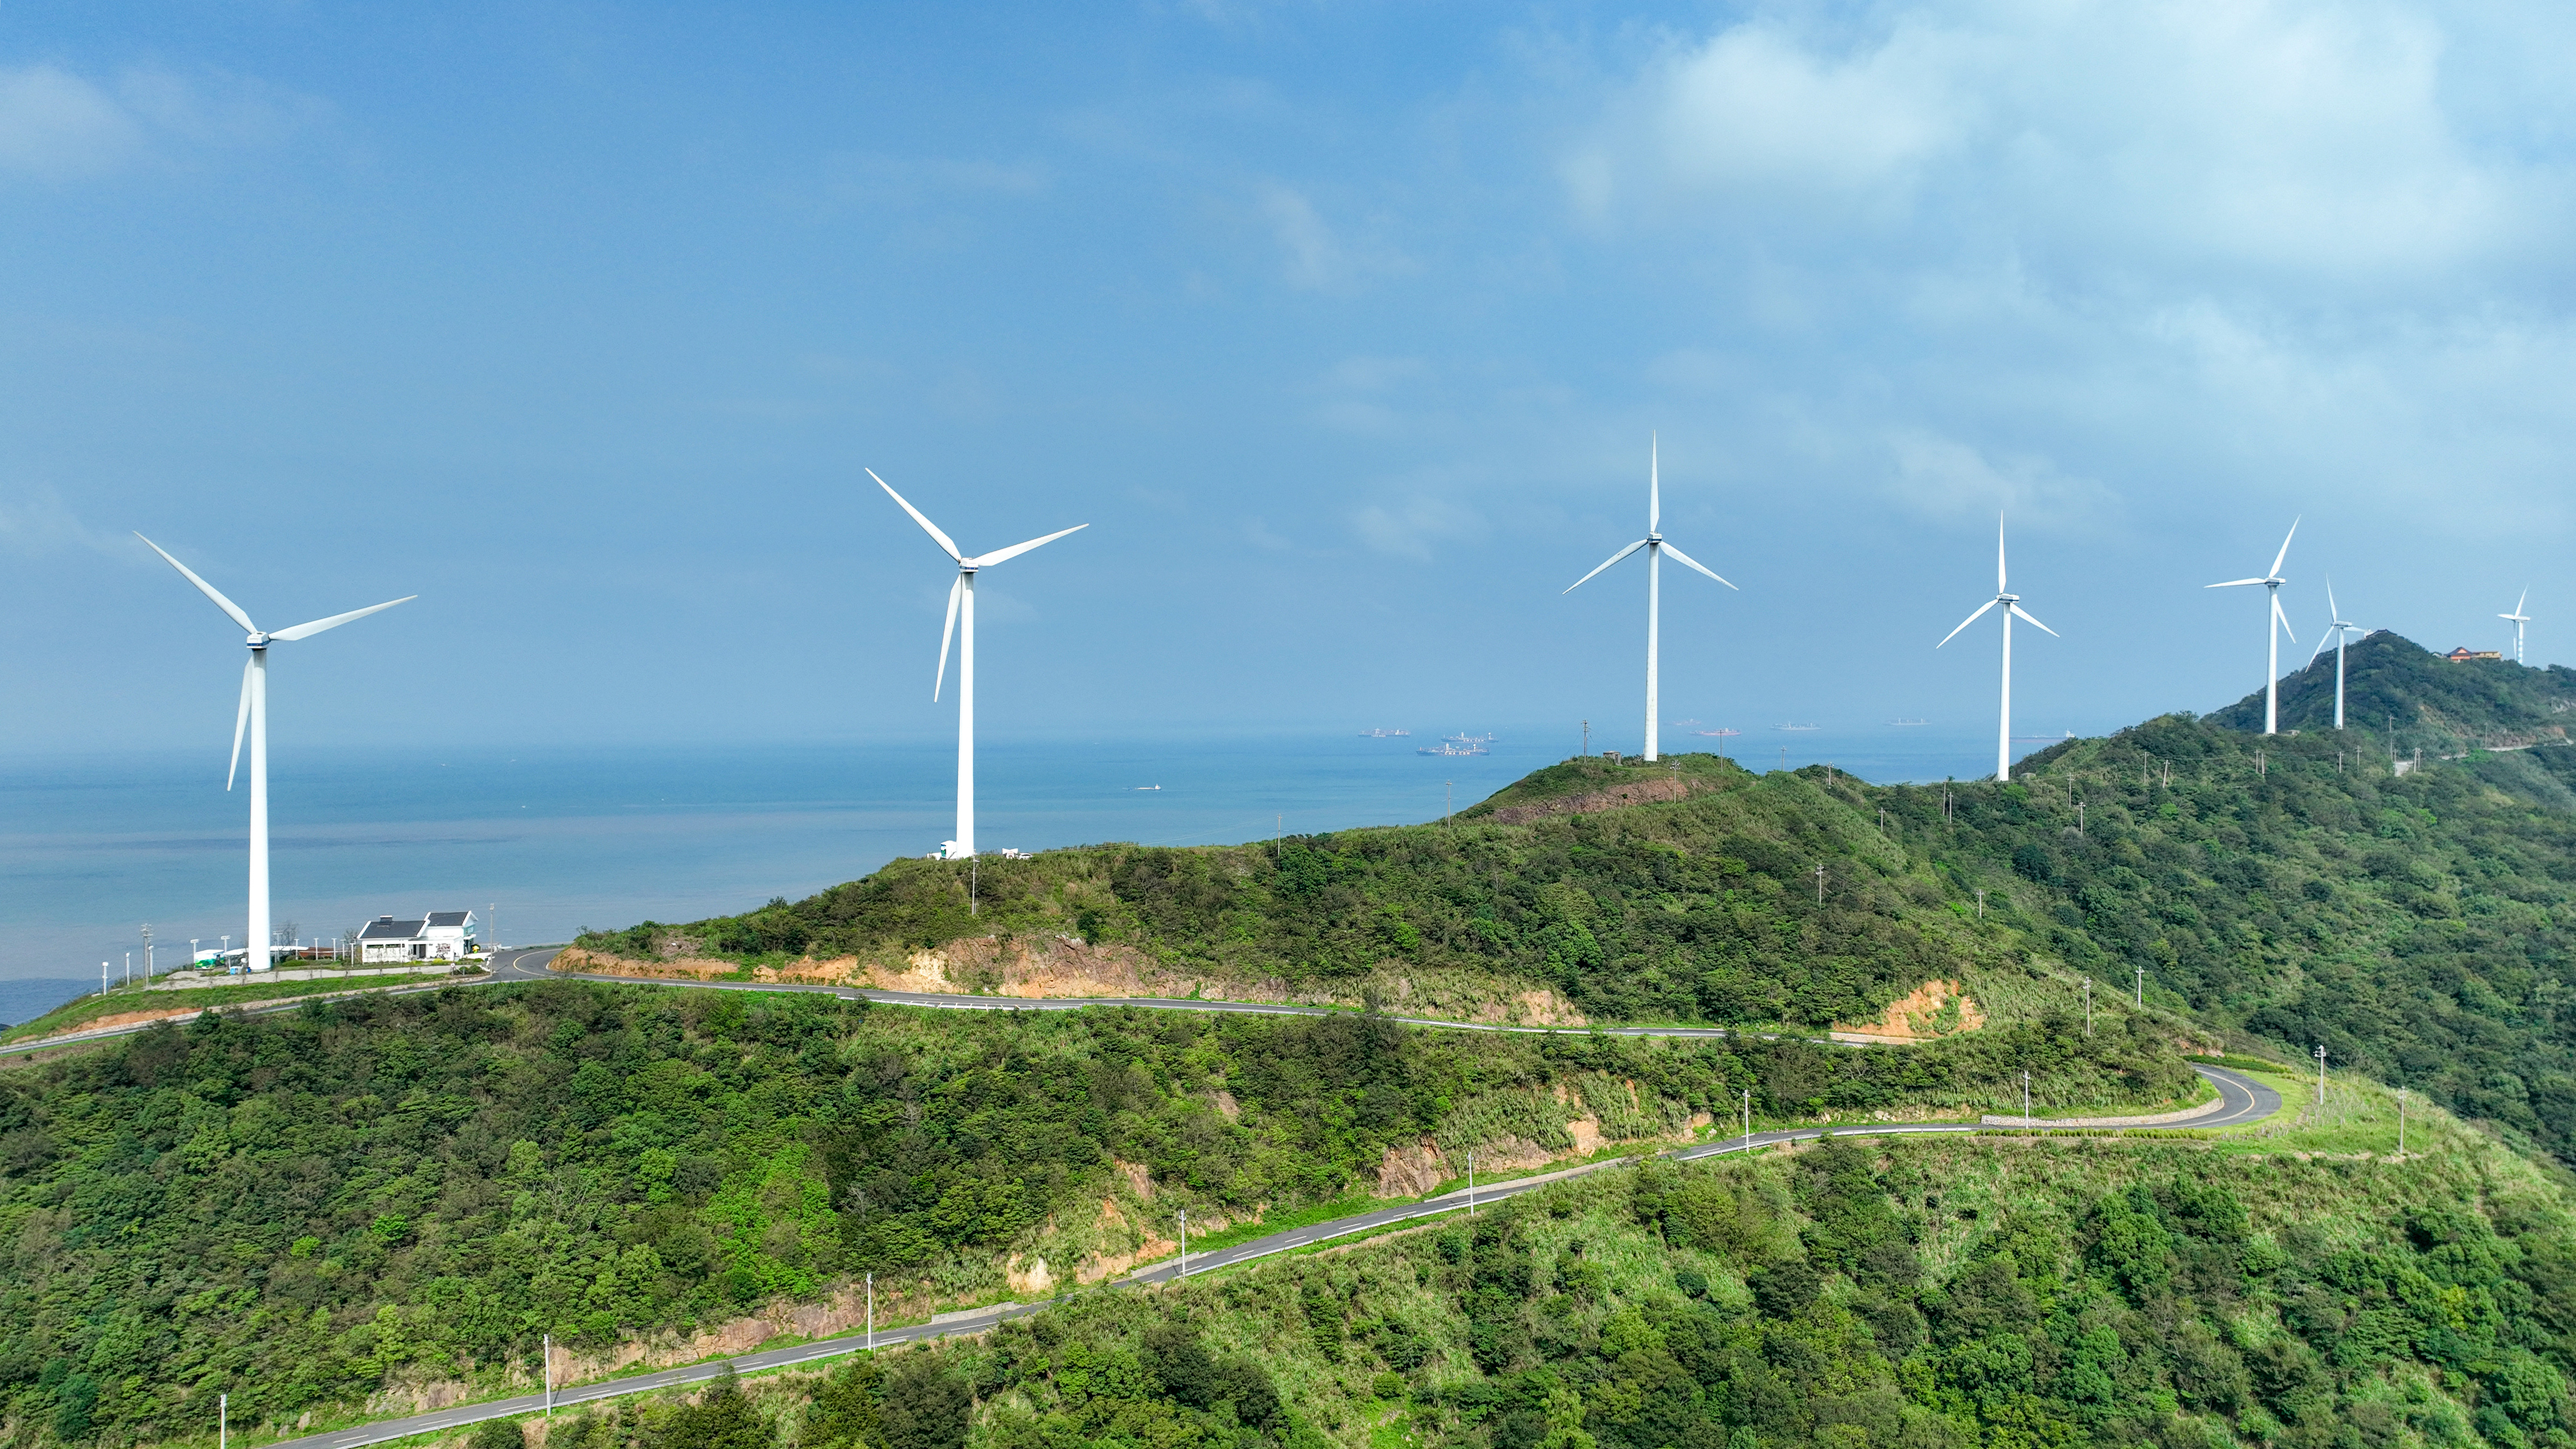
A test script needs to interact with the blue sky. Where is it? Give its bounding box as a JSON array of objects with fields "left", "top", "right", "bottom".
[{"left": 4, "top": 1, "right": 2572, "bottom": 760}]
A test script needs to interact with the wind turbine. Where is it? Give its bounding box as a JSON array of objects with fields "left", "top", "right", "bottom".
[
  {"left": 1562, "top": 436, "right": 1735, "bottom": 761},
  {"left": 137, "top": 535, "right": 413, "bottom": 970},
  {"left": 872, "top": 469, "right": 1086, "bottom": 859},
  {"left": 2501, "top": 589, "right": 2532, "bottom": 664},
  {"left": 1937, "top": 513, "right": 2057, "bottom": 783},
  {"left": 2206, "top": 518, "right": 2300, "bottom": 735},
  {"left": 2309, "top": 578, "right": 2366, "bottom": 730}
]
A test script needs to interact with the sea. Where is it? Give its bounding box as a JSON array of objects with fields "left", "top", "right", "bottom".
[{"left": 0, "top": 724, "right": 2021, "bottom": 1024}]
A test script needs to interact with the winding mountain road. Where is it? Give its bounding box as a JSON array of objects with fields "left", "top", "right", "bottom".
[{"left": 237, "top": 947, "right": 2280, "bottom": 1449}]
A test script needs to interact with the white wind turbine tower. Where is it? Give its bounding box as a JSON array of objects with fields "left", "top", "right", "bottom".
[
  {"left": 1562, "top": 436, "right": 1735, "bottom": 762},
  {"left": 2501, "top": 589, "right": 2533, "bottom": 664},
  {"left": 872, "top": 469, "right": 1086, "bottom": 859},
  {"left": 2310, "top": 577, "right": 2366, "bottom": 730},
  {"left": 1937, "top": 513, "right": 2057, "bottom": 783},
  {"left": 137, "top": 535, "right": 413, "bottom": 970},
  {"left": 2206, "top": 519, "right": 2300, "bottom": 735}
]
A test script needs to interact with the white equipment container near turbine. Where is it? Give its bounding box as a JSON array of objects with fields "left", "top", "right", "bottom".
[
  {"left": 2206, "top": 519, "right": 2300, "bottom": 735},
  {"left": 872, "top": 469, "right": 1086, "bottom": 859},
  {"left": 137, "top": 535, "right": 413, "bottom": 971},
  {"left": 2310, "top": 578, "right": 2366, "bottom": 730},
  {"left": 2501, "top": 589, "right": 2533, "bottom": 664},
  {"left": 1936, "top": 513, "right": 2057, "bottom": 783},
  {"left": 1562, "top": 436, "right": 1735, "bottom": 762}
]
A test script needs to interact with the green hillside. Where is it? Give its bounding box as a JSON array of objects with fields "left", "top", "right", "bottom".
[
  {"left": 578, "top": 644, "right": 2576, "bottom": 1163},
  {"left": 574, "top": 758, "right": 2030, "bottom": 1033},
  {"left": 2207, "top": 629, "right": 2576, "bottom": 752},
  {"left": 0, "top": 982, "right": 2172, "bottom": 1447},
  {"left": 446, "top": 1108, "right": 2576, "bottom": 1449}
]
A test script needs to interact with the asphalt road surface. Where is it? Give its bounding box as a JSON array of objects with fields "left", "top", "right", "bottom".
[{"left": 22, "top": 949, "right": 2281, "bottom": 1449}]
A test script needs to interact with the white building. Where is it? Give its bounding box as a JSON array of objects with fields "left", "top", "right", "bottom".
[{"left": 357, "top": 910, "right": 479, "bottom": 964}]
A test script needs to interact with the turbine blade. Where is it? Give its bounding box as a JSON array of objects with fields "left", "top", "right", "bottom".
[
  {"left": 868, "top": 469, "right": 963, "bottom": 562},
  {"left": 2326, "top": 575, "right": 2339, "bottom": 622},
  {"left": 1937, "top": 598, "right": 1999, "bottom": 648},
  {"left": 973, "top": 522, "right": 1088, "bottom": 568},
  {"left": 1563, "top": 539, "right": 1647, "bottom": 593},
  {"left": 136, "top": 534, "right": 257, "bottom": 634},
  {"left": 271, "top": 595, "right": 414, "bottom": 641},
  {"left": 2267, "top": 516, "right": 2300, "bottom": 579},
  {"left": 934, "top": 573, "right": 963, "bottom": 702},
  {"left": 227, "top": 657, "right": 252, "bottom": 791},
  {"left": 1649, "top": 433, "right": 1660, "bottom": 535},
  {"left": 1997, "top": 511, "right": 2008, "bottom": 593},
  {"left": 2206, "top": 578, "right": 2267, "bottom": 589},
  {"left": 2006, "top": 602, "right": 2059, "bottom": 637},
  {"left": 1657, "top": 540, "right": 1736, "bottom": 588},
  {"left": 2271, "top": 593, "right": 2299, "bottom": 644}
]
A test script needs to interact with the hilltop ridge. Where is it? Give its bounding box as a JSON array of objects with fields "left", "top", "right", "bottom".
[{"left": 2208, "top": 628, "right": 2576, "bottom": 752}]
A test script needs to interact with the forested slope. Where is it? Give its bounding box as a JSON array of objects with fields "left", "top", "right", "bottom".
[
  {"left": 0, "top": 981, "right": 2170, "bottom": 1446},
  {"left": 578, "top": 636, "right": 2576, "bottom": 1161},
  {"left": 448, "top": 1123, "right": 2576, "bottom": 1449}
]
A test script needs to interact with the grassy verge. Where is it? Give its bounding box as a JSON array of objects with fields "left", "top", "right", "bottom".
[{"left": 0, "top": 972, "right": 466, "bottom": 1045}]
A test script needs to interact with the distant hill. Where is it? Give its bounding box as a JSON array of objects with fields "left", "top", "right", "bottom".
[
  {"left": 580, "top": 699, "right": 2576, "bottom": 1166},
  {"left": 2207, "top": 629, "right": 2576, "bottom": 753}
]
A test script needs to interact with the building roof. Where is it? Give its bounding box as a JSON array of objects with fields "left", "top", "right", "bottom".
[
  {"left": 425, "top": 911, "right": 474, "bottom": 929},
  {"left": 358, "top": 917, "right": 425, "bottom": 941}
]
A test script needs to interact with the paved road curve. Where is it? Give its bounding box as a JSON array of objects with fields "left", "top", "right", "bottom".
[{"left": 21, "top": 949, "right": 2279, "bottom": 1448}]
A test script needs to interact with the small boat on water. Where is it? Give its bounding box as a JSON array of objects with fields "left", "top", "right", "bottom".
[
  {"left": 1133, "top": 785, "right": 1161, "bottom": 791},
  {"left": 1888, "top": 718, "right": 1929, "bottom": 727},
  {"left": 1775, "top": 723, "right": 1822, "bottom": 732},
  {"left": 1359, "top": 728, "right": 1411, "bottom": 738}
]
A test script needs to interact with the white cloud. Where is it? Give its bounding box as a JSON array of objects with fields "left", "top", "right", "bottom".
[
  {"left": 1257, "top": 181, "right": 1410, "bottom": 290},
  {"left": 0, "top": 63, "right": 325, "bottom": 180},
  {"left": 0, "top": 66, "right": 142, "bottom": 178},
  {"left": 1887, "top": 431, "right": 2120, "bottom": 530},
  {"left": 1571, "top": 2, "right": 2573, "bottom": 284},
  {"left": 1352, "top": 496, "right": 1487, "bottom": 560},
  {"left": 819, "top": 153, "right": 1048, "bottom": 204},
  {"left": 0, "top": 485, "right": 121, "bottom": 556}
]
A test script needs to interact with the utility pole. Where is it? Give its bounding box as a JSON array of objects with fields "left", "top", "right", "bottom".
[
  {"left": 1975, "top": 889, "right": 1986, "bottom": 919},
  {"left": 101, "top": 961, "right": 108, "bottom": 998},
  {"left": 2315, "top": 1045, "right": 2327, "bottom": 1107},
  {"left": 2076, "top": 801, "right": 2084, "bottom": 836},
  {"left": 1467, "top": 1150, "right": 1476, "bottom": 1217},
  {"left": 1814, "top": 864, "right": 1826, "bottom": 905},
  {"left": 491, "top": 902, "right": 499, "bottom": 951},
  {"left": 220, "top": 1393, "right": 227, "bottom": 1449},
  {"left": 2083, "top": 977, "right": 2092, "bottom": 1035},
  {"left": 866, "top": 1273, "right": 874, "bottom": 1352},
  {"left": 1177, "top": 1208, "right": 1187, "bottom": 1278},
  {"left": 143, "top": 923, "right": 152, "bottom": 981},
  {"left": 2396, "top": 1088, "right": 2407, "bottom": 1155},
  {"left": 125, "top": 952, "right": 132, "bottom": 989},
  {"left": 1581, "top": 720, "right": 1589, "bottom": 757},
  {"left": 1879, "top": 807, "right": 1886, "bottom": 835},
  {"left": 2022, "top": 1069, "right": 2032, "bottom": 1126},
  {"left": 2135, "top": 965, "right": 2143, "bottom": 1008},
  {"left": 1741, "top": 1088, "right": 1751, "bottom": 1152},
  {"left": 543, "top": 1332, "right": 552, "bottom": 1417}
]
